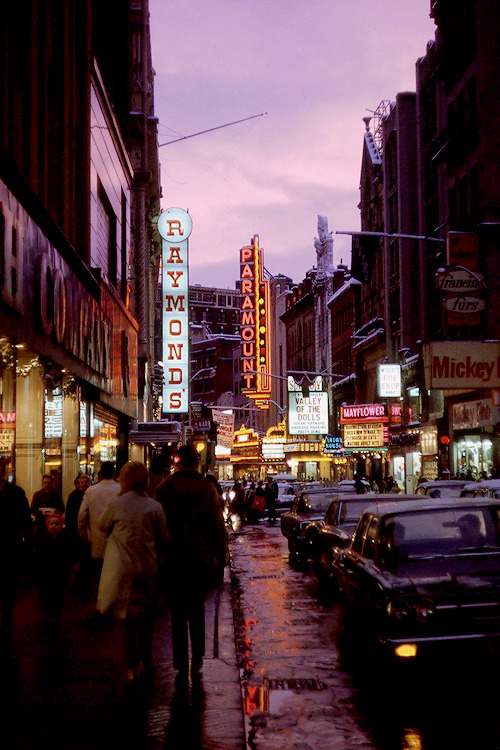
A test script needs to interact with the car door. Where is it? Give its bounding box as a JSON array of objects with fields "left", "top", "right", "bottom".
[
  {"left": 341, "top": 515, "right": 382, "bottom": 611},
  {"left": 338, "top": 513, "right": 372, "bottom": 601},
  {"left": 315, "top": 501, "right": 339, "bottom": 569}
]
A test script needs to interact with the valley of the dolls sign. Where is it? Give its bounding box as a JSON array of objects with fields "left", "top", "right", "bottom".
[
  {"left": 239, "top": 235, "right": 272, "bottom": 408},
  {"left": 159, "top": 208, "right": 192, "bottom": 413}
]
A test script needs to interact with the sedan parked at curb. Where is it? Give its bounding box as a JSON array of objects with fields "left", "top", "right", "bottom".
[
  {"left": 460, "top": 479, "right": 500, "bottom": 499},
  {"left": 308, "top": 494, "right": 422, "bottom": 592},
  {"left": 281, "top": 488, "right": 357, "bottom": 566},
  {"left": 415, "top": 479, "right": 470, "bottom": 497},
  {"left": 336, "top": 497, "right": 500, "bottom": 659}
]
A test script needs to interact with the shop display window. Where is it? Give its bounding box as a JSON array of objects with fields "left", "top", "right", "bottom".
[
  {"left": 456, "top": 436, "right": 493, "bottom": 479},
  {"left": 44, "top": 382, "right": 63, "bottom": 477}
]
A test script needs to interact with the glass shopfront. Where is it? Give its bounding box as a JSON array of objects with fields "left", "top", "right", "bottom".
[{"left": 455, "top": 435, "right": 493, "bottom": 479}]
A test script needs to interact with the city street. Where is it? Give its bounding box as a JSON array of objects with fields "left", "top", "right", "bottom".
[{"left": 229, "top": 520, "right": 500, "bottom": 750}]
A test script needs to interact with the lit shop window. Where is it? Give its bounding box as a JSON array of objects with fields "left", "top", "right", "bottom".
[
  {"left": 93, "top": 418, "right": 118, "bottom": 467},
  {"left": 44, "top": 384, "right": 63, "bottom": 475}
]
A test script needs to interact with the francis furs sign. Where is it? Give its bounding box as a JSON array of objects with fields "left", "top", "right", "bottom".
[
  {"left": 378, "top": 364, "right": 401, "bottom": 398},
  {"left": 288, "top": 376, "right": 328, "bottom": 435},
  {"left": 159, "top": 208, "right": 192, "bottom": 413}
]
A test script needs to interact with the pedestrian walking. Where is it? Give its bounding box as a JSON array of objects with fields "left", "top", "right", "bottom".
[
  {"left": 147, "top": 456, "right": 168, "bottom": 499},
  {"left": 156, "top": 444, "right": 226, "bottom": 678},
  {"left": 0, "top": 458, "right": 33, "bottom": 644},
  {"left": 65, "top": 474, "right": 92, "bottom": 590},
  {"left": 264, "top": 475, "right": 278, "bottom": 523},
  {"left": 248, "top": 481, "right": 266, "bottom": 523},
  {"left": 36, "top": 511, "right": 73, "bottom": 632},
  {"left": 31, "top": 473, "right": 65, "bottom": 540},
  {"left": 230, "top": 480, "right": 246, "bottom": 522},
  {"left": 77, "top": 461, "right": 120, "bottom": 586},
  {"left": 96, "top": 461, "right": 169, "bottom": 684}
]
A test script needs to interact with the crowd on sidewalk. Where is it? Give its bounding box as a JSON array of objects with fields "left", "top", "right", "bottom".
[
  {"left": 0, "top": 445, "right": 227, "bottom": 691},
  {"left": 227, "top": 475, "right": 279, "bottom": 525}
]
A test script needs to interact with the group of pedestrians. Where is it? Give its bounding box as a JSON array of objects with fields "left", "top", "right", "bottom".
[
  {"left": 0, "top": 445, "right": 227, "bottom": 687},
  {"left": 229, "top": 475, "right": 279, "bottom": 524}
]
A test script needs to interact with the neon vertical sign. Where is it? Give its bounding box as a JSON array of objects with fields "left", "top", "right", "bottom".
[
  {"left": 159, "top": 208, "right": 192, "bottom": 413},
  {"left": 240, "top": 235, "right": 272, "bottom": 408}
]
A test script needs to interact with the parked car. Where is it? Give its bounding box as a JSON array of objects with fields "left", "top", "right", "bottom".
[
  {"left": 335, "top": 479, "right": 374, "bottom": 493},
  {"left": 308, "top": 493, "right": 422, "bottom": 591},
  {"left": 275, "top": 482, "right": 298, "bottom": 514},
  {"left": 335, "top": 497, "right": 500, "bottom": 659},
  {"left": 281, "top": 487, "right": 357, "bottom": 566},
  {"left": 415, "top": 479, "right": 470, "bottom": 497},
  {"left": 460, "top": 479, "right": 500, "bottom": 499}
]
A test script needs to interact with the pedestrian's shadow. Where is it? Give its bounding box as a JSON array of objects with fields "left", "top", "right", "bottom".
[{"left": 163, "top": 674, "right": 206, "bottom": 749}]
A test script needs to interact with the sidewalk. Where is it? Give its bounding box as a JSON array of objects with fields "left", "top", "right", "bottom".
[{"left": 1, "top": 566, "right": 246, "bottom": 750}]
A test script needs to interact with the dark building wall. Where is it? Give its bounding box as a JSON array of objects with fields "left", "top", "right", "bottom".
[
  {"left": 417, "top": 0, "right": 500, "bottom": 339},
  {"left": 1, "top": 1, "right": 93, "bottom": 261}
]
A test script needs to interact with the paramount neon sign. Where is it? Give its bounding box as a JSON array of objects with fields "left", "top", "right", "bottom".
[
  {"left": 159, "top": 208, "right": 192, "bottom": 413},
  {"left": 240, "top": 235, "right": 271, "bottom": 409}
]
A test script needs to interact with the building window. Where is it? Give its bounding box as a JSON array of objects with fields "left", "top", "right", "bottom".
[{"left": 97, "top": 179, "right": 117, "bottom": 288}]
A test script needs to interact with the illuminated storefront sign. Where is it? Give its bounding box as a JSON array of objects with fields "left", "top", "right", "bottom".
[
  {"left": 340, "top": 403, "right": 388, "bottom": 449},
  {"left": 378, "top": 364, "right": 402, "bottom": 398},
  {"left": 340, "top": 403, "right": 388, "bottom": 423},
  {"left": 343, "top": 423, "right": 385, "bottom": 448},
  {"left": 423, "top": 342, "right": 500, "bottom": 390},
  {"left": 159, "top": 208, "right": 192, "bottom": 413},
  {"left": 239, "top": 235, "right": 271, "bottom": 409},
  {"left": 0, "top": 411, "right": 16, "bottom": 454},
  {"left": 287, "top": 376, "right": 328, "bottom": 436}
]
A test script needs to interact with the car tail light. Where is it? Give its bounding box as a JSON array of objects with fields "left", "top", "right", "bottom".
[
  {"left": 414, "top": 599, "right": 435, "bottom": 621},
  {"left": 386, "top": 598, "right": 410, "bottom": 619}
]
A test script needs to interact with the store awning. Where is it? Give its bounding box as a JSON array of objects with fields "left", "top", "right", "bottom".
[{"left": 129, "top": 421, "right": 181, "bottom": 445}]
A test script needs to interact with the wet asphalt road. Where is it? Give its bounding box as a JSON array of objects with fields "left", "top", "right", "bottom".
[{"left": 229, "top": 519, "right": 500, "bottom": 750}]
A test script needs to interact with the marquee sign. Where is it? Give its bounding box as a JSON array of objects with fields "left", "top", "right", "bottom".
[
  {"left": 240, "top": 235, "right": 272, "bottom": 408},
  {"left": 159, "top": 208, "right": 192, "bottom": 413}
]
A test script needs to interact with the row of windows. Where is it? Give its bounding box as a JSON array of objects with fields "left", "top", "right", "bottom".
[
  {"left": 190, "top": 291, "right": 240, "bottom": 308},
  {"left": 332, "top": 301, "right": 354, "bottom": 337}
]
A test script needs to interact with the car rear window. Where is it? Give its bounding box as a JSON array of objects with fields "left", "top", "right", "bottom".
[
  {"left": 340, "top": 500, "right": 374, "bottom": 523},
  {"left": 382, "top": 506, "right": 500, "bottom": 557},
  {"left": 298, "top": 493, "right": 332, "bottom": 513}
]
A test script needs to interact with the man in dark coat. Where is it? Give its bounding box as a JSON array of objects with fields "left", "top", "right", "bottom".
[
  {"left": 156, "top": 444, "right": 226, "bottom": 677},
  {"left": 0, "top": 458, "right": 34, "bottom": 642},
  {"left": 264, "top": 475, "right": 279, "bottom": 523}
]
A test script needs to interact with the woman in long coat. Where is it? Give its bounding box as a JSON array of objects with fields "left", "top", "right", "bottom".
[{"left": 97, "top": 461, "right": 168, "bottom": 683}]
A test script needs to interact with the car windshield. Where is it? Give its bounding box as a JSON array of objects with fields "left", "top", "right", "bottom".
[
  {"left": 380, "top": 506, "right": 500, "bottom": 562},
  {"left": 297, "top": 493, "right": 332, "bottom": 514}
]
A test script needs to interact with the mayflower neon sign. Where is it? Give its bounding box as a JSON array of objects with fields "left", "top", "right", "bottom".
[{"left": 239, "top": 235, "right": 271, "bottom": 409}]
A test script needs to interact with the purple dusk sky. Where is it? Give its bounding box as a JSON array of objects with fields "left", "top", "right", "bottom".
[{"left": 150, "top": 0, "right": 436, "bottom": 289}]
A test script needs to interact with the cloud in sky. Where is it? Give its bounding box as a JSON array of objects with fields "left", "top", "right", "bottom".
[{"left": 150, "top": 0, "right": 436, "bottom": 288}]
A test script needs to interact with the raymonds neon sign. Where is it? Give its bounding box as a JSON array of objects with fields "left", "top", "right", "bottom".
[
  {"left": 240, "top": 235, "right": 271, "bottom": 409},
  {"left": 159, "top": 208, "right": 192, "bottom": 413}
]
